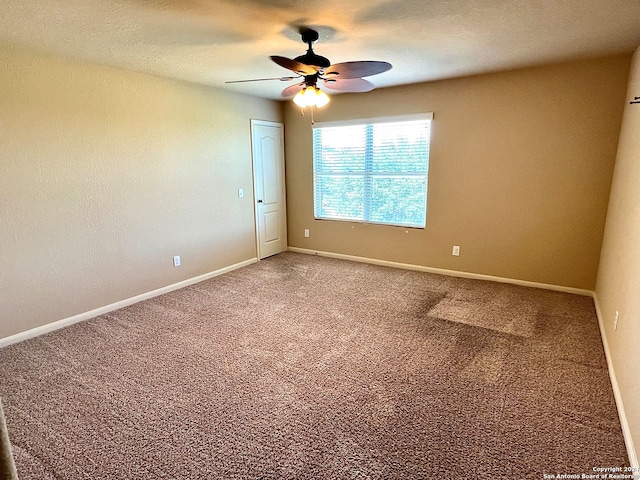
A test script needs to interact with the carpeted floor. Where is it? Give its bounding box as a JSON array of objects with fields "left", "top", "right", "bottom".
[{"left": 0, "top": 252, "right": 628, "bottom": 479}]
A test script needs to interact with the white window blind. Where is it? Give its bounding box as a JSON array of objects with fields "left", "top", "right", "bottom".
[{"left": 312, "top": 114, "right": 432, "bottom": 228}]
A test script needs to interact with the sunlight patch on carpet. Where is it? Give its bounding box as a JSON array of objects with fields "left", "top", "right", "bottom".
[{"left": 428, "top": 288, "right": 538, "bottom": 337}]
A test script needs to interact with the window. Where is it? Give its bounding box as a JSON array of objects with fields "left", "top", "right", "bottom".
[{"left": 312, "top": 114, "right": 432, "bottom": 228}]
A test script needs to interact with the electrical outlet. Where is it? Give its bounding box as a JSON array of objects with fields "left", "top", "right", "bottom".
[
  {"left": 452, "top": 245, "right": 460, "bottom": 256},
  {"left": 304, "top": 229, "right": 310, "bottom": 238},
  {"left": 173, "top": 255, "right": 181, "bottom": 267},
  {"left": 238, "top": 188, "right": 244, "bottom": 198},
  {"left": 614, "top": 311, "right": 619, "bottom": 331}
]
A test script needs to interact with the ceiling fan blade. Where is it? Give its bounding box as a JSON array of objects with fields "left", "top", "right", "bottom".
[
  {"left": 225, "top": 76, "right": 299, "bottom": 84},
  {"left": 323, "top": 78, "right": 375, "bottom": 92},
  {"left": 323, "top": 61, "right": 392, "bottom": 79},
  {"left": 270, "top": 56, "right": 319, "bottom": 75},
  {"left": 281, "top": 82, "right": 305, "bottom": 98}
]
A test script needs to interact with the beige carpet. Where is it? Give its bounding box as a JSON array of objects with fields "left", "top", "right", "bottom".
[{"left": 0, "top": 252, "right": 628, "bottom": 479}]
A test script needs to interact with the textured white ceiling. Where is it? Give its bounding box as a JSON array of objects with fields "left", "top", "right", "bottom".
[{"left": 1, "top": 0, "right": 640, "bottom": 100}]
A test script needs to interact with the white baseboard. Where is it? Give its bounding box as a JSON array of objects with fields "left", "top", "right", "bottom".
[
  {"left": 288, "top": 247, "right": 592, "bottom": 296},
  {"left": 0, "top": 257, "right": 257, "bottom": 349},
  {"left": 592, "top": 294, "right": 639, "bottom": 468}
]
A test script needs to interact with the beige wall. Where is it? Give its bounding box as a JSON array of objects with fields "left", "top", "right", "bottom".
[
  {"left": 0, "top": 43, "right": 281, "bottom": 339},
  {"left": 284, "top": 55, "right": 630, "bottom": 290},
  {"left": 596, "top": 46, "right": 640, "bottom": 464}
]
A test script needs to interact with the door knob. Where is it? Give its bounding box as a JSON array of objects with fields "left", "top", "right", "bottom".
[{"left": 257, "top": 199, "right": 264, "bottom": 203}]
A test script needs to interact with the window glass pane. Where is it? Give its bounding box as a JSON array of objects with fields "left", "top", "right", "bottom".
[
  {"left": 314, "top": 126, "right": 366, "bottom": 173},
  {"left": 371, "top": 121, "right": 430, "bottom": 173},
  {"left": 314, "top": 175, "right": 364, "bottom": 221},
  {"left": 369, "top": 176, "right": 427, "bottom": 227}
]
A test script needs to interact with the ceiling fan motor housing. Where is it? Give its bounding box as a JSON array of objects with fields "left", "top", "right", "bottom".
[{"left": 294, "top": 52, "right": 330, "bottom": 68}]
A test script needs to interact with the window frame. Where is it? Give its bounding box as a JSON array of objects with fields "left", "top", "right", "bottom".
[{"left": 311, "top": 113, "right": 433, "bottom": 229}]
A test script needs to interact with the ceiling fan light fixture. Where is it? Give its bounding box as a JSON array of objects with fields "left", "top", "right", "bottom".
[{"left": 293, "top": 86, "right": 330, "bottom": 108}]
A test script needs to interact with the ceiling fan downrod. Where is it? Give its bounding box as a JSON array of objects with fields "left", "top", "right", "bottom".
[{"left": 294, "top": 28, "right": 330, "bottom": 69}]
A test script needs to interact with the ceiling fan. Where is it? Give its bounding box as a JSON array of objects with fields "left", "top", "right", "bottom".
[{"left": 226, "top": 28, "right": 392, "bottom": 108}]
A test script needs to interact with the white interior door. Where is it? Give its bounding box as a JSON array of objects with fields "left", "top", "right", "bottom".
[{"left": 251, "top": 120, "right": 287, "bottom": 259}]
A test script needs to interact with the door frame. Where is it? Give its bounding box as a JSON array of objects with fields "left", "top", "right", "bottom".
[{"left": 250, "top": 119, "right": 287, "bottom": 260}]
